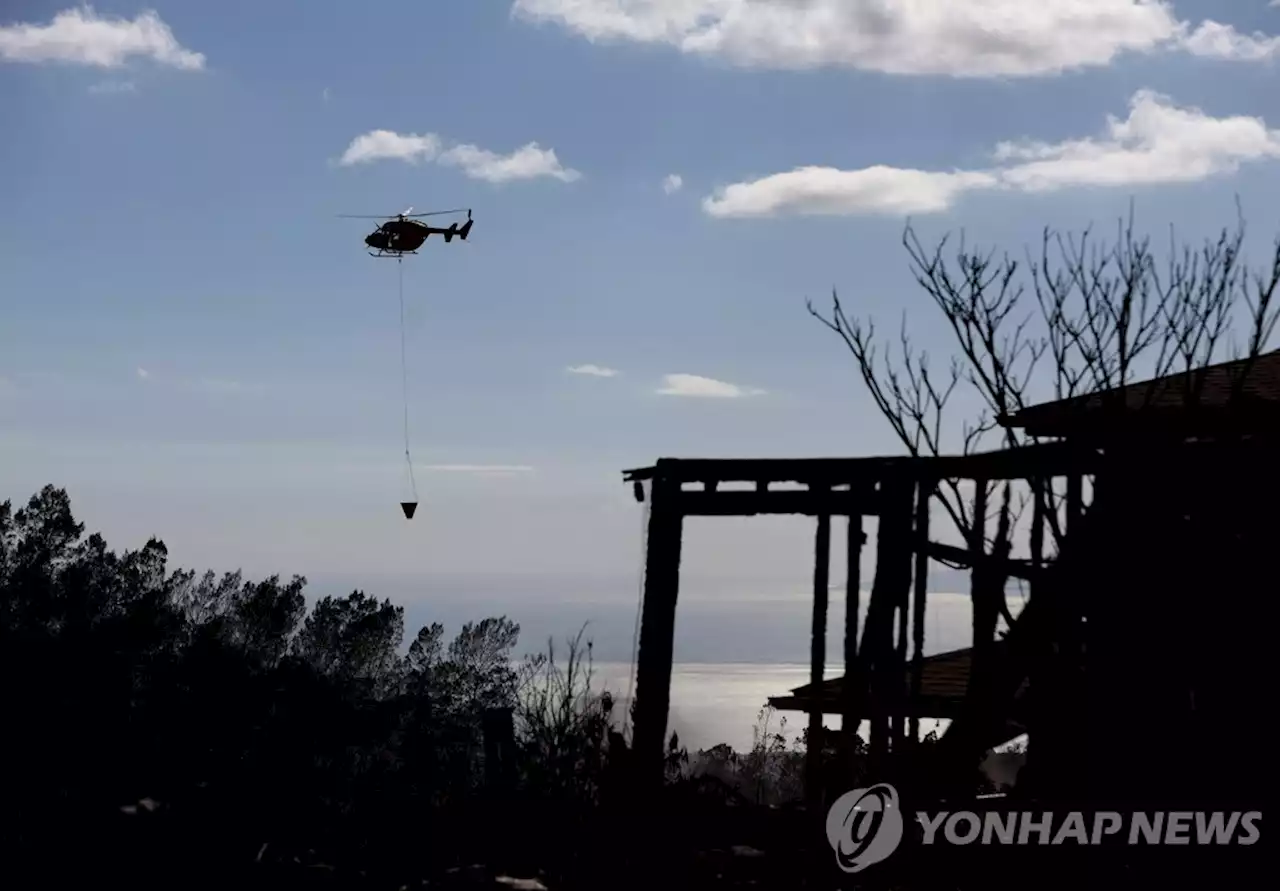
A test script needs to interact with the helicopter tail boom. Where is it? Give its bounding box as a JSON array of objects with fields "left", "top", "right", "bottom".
[{"left": 438, "top": 218, "right": 474, "bottom": 244}]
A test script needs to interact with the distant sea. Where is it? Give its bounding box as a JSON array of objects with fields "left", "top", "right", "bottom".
[
  {"left": 303, "top": 572, "right": 986, "bottom": 752},
  {"left": 582, "top": 662, "right": 950, "bottom": 753}
]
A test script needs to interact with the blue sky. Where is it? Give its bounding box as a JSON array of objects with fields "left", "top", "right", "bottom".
[{"left": 3, "top": 2, "right": 1280, "bottom": 657}]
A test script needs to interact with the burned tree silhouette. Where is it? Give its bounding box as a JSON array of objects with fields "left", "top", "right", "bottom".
[
  {"left": 808, "top": 207, "right": 1280, "bottom": 660},
  {"left": 809, "top": 205, "right": 1280, "bottom": 553}
]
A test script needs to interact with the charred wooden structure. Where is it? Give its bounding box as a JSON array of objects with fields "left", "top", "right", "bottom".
[
  {"left": 766, "top": 643, "right": 1029, "bottom": 742},
  {"left": 622, "top": 350, "right": 1279, "bottom": 812}
]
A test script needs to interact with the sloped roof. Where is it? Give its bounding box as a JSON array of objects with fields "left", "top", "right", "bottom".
[
  {"left": 1000, "top": 349, "right": 1280, "bottom": 438},
  {"left": 767, "top": 645, "right": 992, "bottom": 719}
]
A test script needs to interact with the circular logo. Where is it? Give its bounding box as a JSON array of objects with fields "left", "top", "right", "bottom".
[{"left": 825, "top": 783, "right": 904, "bottom": 873}]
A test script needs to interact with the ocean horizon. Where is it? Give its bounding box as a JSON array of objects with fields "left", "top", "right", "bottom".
[
  {"left": 576, "top": 661, "right": 951, "bottom": 753},
  {"left": 301, "top": 572, "right": 987, "bottom": 751}
]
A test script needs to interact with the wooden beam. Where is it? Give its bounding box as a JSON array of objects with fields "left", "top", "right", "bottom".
[
  {"left": 1030, "top": 475, "right": 1045, "bottom": 567},
  {"left": 894, "top": 493, "right": 912, "bottom": 754},
  {"left": 968, "top": 479, "right": 993, "bottom": 672},
  {"left": 675, "top": 489, "right": 873, "bottom": 517},
  {"left": 771, "top": 694, "right": 967, "bottom": 721},
  {"left": 841, "top": 514, "right": 865, "bottom": 782},
  {"left": 630, "top": 473, "right": 684, "bottom": 793},
  {"left": 866, "top": 476, "right": 915, "bottom": 772},
  {"left": 806, "top": 508, "right": 832, "bottom": 815},
  {"left": 909, "top": 480, "right": 932, "bottom": 750},
  {"left": 1066, "top": 473, "right": 1083, "bottom": 535},
  {"left": 621, "top": 442, "right": 1101, "bottom": 486}
]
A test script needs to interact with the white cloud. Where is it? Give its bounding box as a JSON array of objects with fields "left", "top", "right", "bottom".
[
  {"left": 656, "top": 373, "right": 765, "bottom": 398},
  {"left": 136, "top": 367, "right": 150, "bottom": 380},
  {"left": 439, "top": 142, "right": 581, "bottom": 183},
  {"left": 704, "top": 166, "right": 997, "bottom": 218},
  {"left": 704, "top": 90, "right": 1280, "bottom": 218},
  {"left": 567, "top": 364, "right": 620, "bottom": 377},
  {"left": 1179, "top": 20, "right": 1280, "bottom": 62},
  {"left": 0, "top": 5, "right": 205, "bottom": 69},
  {"left": 338, "top": 130, "right": 442, "bottom": 165},
  {"left": 88, "top": 79, "right": 136, "bottom": 94},
  {"left": 510, "top": 1, "right": 1279, "bottom": 77},
  {"left": 338, "top": 129, "right": 581, "bottom": 182},
  {"left": 992, "top": 89, "right": 1280, "bottom": 192},
  {"left": 322, "top": 87, "right": 330, "bottom": 102},
  {"left": 663, "top": 173, "right": 684, "bottom": 194}
]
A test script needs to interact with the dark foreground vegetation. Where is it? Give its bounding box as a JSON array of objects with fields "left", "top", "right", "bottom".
[
  {"left": 0, "top": 480, "right": 1253, "bottom": 891},
  {"left": 1, "top": 484, "right": 827, "bottom": 890}
]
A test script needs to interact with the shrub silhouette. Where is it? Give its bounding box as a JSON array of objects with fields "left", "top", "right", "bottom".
[
  {"left": 0, "top": 485, "right": 818, "bottom": 888},
  {"left": 0, "top": 485, "right": 624, "bottom": 883}
]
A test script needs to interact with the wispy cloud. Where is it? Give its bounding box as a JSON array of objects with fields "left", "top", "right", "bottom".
[
  {"left": 662, "top": 173, "right": 684, "bottom": 194},
  {"left": 322, "top": 86, "right": 330, "bottom": 102},
  {"left": 421, "top": 464, "right": 535, "bottom": 475},
  {"left": 512, "top": 1, "right": 1280, "bottom": 77},
  {"left": 704, "top": 90, "right": 1280, "bottom": 218},
  {"left": 88, "top": 79, "right": 136, "bottom": 94},
  {"left": 338, "top": 129, "right": 581, "bottom": 183},
  {"left": 566, "top": 364, "right": 619, "bottom": 377},
  {"left": 1180, "top": 20, "right": 1280, "bottom": 61},
  {"left": 0, "top": 5, "right": 205, "bottom": 69},
  {"left": 656, "top": 373, "right": 765, "bottom": 398},
  {"left": 441, "top": 142, "right": 581, "bottom": 184},
  {"left": 135, "top": 367, "right": 150, "bottom": 380}
]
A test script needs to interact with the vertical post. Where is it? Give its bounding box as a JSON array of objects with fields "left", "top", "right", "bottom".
[
  {"left": 1065, "top": 473, "right": 1082, "bottom": 537},
  {"left": 806, "top": 507, "right": 832, "bottom": 814},
  {"left": 909, "top": 479, "right": 931, "bottom": 750},
  {"left": 970, "top": 478, "right": 988, "bottom": 557},
  {"left": 841, "top": 512, "right": 865, "bottom": 781},
  {"left": 1030, "top": 476, "right": 1045, "bottom": 568},
  {"left": 968, "top": 477, "right": 990, "bottom": 649},
  {"left": 1062, "top": 472, "right": 1085, "bottom": 693},
  {"left": 965, "top": 478, "right": 993, "bottom": 753},
  {"left": 630, "top": 464, "right": 684, "bottom": 793},
  {"left": 866, "top": 476, "right": 914, "bottom": 773},
  {"left": 893, "top": 542, "right": 908, "bottom": 755}
]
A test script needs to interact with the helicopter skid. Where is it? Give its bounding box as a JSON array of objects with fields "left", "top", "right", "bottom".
[{"left": 368, "top": 251, "right": 419, "bottom": 258}]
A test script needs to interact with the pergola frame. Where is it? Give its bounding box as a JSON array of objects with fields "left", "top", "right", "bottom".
[{"left": 622, "top": 441, "right": 1098, "bottom": 807}]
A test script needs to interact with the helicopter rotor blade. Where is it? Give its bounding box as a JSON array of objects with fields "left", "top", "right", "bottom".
[
  {"left": 339, "top": 207, "right": 471, "bottom": 219},
  {"left": 402, "top": 207, "right": 470, "bottom": 218}
]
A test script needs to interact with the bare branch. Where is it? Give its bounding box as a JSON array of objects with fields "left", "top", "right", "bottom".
[{"left": 812, "top": 206, "right": 1280, "bottom": 560}]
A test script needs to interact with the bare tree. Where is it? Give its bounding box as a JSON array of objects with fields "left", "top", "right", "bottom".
[{"left": 809, "top": 203, "right": 1280, "bottom": 559}]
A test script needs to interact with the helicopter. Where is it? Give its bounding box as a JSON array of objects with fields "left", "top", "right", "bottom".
[{"left": 339, "top": 206, "right": 474, "bottom": 258}]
